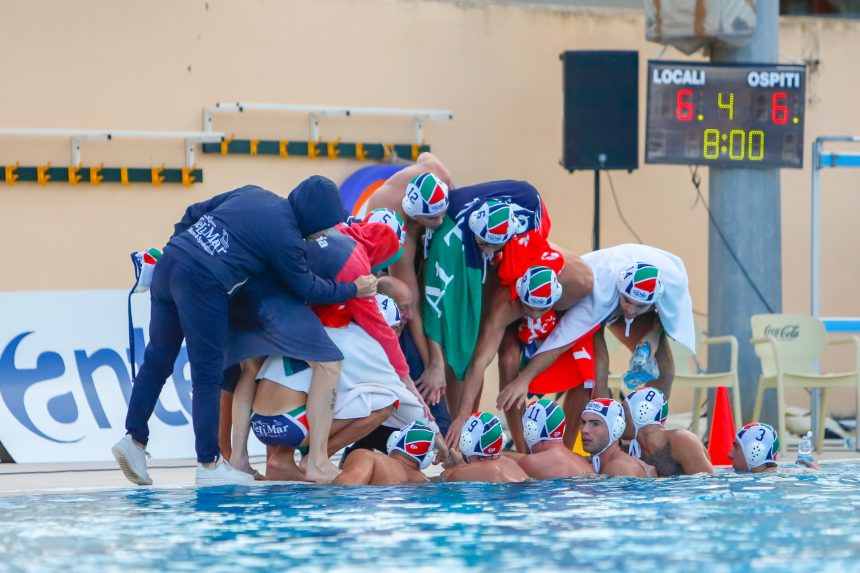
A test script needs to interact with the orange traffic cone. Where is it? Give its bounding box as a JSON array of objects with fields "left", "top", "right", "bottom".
[{"left": 708, "top": 386, "right": 736, "bottom": 465}]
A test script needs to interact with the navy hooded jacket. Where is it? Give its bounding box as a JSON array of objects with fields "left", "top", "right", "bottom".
[{"left": 166, "top": 177, "right": 355, "bottom": 303}]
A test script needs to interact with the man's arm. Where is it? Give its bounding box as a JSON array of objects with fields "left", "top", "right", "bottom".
[
  {"left": 270, "top": 225, "right": 362, "bottom": 304},
  {"left": 497, "top": 343, "right": 571, "bottom": 411},
  {"left": 554, "top": 252, "right": 594, "bottom": 310},
  {"left": 446, "top": 290, "right": 517, "bottom": 449},
  {"left": 385, "top": 153, "right": 453, "bottom": 191}
]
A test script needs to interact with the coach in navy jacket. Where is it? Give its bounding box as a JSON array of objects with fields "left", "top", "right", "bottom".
[{"left": 121, "top": 176, "right": 371, "bottom": 483}]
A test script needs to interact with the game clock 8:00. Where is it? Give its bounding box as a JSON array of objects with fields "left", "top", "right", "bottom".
[{"left": 645, "top": 61, "right": 806, "bottom": 169}]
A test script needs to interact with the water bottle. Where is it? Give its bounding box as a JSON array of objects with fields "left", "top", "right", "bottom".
[{"left": 796, "top": 431, "right": 814, "bottom": 464}]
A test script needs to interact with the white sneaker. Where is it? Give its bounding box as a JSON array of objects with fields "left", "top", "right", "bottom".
[
  {"left": 112, "top": 435, "right": 153, "bottom": 486},
  {"left": 195, "top": 457, "right": 256, "bottom": 486}
]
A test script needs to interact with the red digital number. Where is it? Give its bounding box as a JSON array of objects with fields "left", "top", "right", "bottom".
[
  {"left": 676, "top": 89, "right": 694, "bottom": 121},
  {"left": 772, "top": 92, "right": 788, "bottom": 124}
]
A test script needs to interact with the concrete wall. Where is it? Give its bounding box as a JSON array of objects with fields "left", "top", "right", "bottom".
[{"left": 1, "top": 0, "right": 858, "bottom": 416}]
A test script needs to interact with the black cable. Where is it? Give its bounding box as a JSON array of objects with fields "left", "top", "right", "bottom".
[
  {"left": 688, "top": 166, "right": 775, "bottom": 314},
  {"left": 605, "top": 170, "right": 709, "bottom": 318},
  {"left": 605, "top": 171, "right": 643, "bottom": 243}
]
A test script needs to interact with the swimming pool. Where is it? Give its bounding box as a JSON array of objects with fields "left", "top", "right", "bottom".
[{"left": 1, "top": 464, "right": 859, "bottom": 573}]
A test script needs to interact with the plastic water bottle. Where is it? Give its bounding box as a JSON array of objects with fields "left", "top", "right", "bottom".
[{"left": 796, "top": 431, "right": 814, "bottom": 464}]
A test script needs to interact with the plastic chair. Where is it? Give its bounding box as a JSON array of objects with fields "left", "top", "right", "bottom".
[
  {"left": 750, "top": 314, "right": 860, "bottom": 452},
  {"left": 606, "top": 325, "right": 742, "bottom": 435}
]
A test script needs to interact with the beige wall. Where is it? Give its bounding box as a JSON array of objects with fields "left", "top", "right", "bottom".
[{"left": 1, "top": 0, "right": 858, "bottom": 414}]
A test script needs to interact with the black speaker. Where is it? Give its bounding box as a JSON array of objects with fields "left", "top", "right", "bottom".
[{"left": 562, "top": 50, "right": 639, "bottom": 172}]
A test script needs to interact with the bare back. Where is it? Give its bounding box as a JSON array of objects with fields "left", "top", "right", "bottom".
[
  {"left": 334, "top": 450, "right": 428, "bottom": 486},
  {"left": 442, "top": 456, "right": 529, "bottom": 483},
  {"left": 639, "top": 428, "right": 714, "bottom": 476},
  {"left": 550, "top": 244, "right": 594, "bottom": 311},
  {"left": 518, "top": 448, "right": 594, "bottom": 480},
  {"left": 600, "top": 448, "right": 657, "bottom": 478}
]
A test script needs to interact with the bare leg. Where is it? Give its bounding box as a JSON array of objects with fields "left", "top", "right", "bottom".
[
  {"left": 498, "top": 326, "right": 527, "bottom": 452},
  {"left": 593, "top": 328, "right": 611, "bottom": 398},
  {"left": 264, "top": 445, "right": 304, "bottom": 481},
  {"left": 229, "top": 357, "right": 264, "bottom": 475},
  {"left": 304, "top": 360, "right": 342, "bottom": 483},
  {"left": 327, "top": 406, "right": 394, "bottom": 456},
  {"left": 561, "top": 386, "right": 591, "bottom": 449},
  {"left": 218, "top": 391, "right": 233, "bottom": 461}
]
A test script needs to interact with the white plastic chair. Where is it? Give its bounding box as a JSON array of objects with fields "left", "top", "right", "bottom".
[
  {"left": 607, "top": 325, "right": 742, "bottom": 435},
  {"left": 750, "top": 313, "right": 860, "bottom": 452}
]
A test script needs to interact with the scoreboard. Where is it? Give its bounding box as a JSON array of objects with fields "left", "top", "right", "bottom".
[{"left": 645, "top": 61, "right": 806, "bottom": 168}]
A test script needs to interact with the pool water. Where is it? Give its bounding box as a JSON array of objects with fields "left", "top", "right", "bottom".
[{"left": 2, "top": 464, "right": 860, "bottom": 573}]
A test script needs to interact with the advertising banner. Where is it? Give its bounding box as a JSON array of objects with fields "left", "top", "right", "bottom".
[{"left": 0, "top": 289, "right": 265, "bottom": 463}]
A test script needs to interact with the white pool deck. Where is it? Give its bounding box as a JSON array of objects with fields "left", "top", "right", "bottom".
[{"left": 0, "top": 449, "right": 857, "bottom": 494}]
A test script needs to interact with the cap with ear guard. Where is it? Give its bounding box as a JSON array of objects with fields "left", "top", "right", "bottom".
[
  {"left": 522, "top": 399, "right": 567, "bottom": 452},
  {"left": 516, "top": 265, "right": 563, "bottom": 310},
  {"left": 624, "top": 387, "right": 668, "bottom": 459},
  {"left": 583, "top": 398, "right": 626, "bottom": 473},
  {"left": 365, "top": 208, "right": 406, "bottom": 245},
  {"left": 468, "top": 200, "right": 518, "bottom": 245},
  {"left": 386, "top": 420, "right": 438, "bottom": 470},
  {"left": 402, "top": 173, "right": 449, "bottom": 219},
  {"left": 735, "top": 422, "right": 780, "bottom": 471},
  {"left": 617, "top": 262, "right": 664, "bottom": 305},
  {"left": 374, "top": 293, "right": 401, "bottom": 329},
  {"left": 459, "top": 411, "right": 506, "bottom": 458}
]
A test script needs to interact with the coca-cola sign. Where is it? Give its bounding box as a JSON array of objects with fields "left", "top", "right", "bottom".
[{"left": 764, "top": 325, "right": 800, "bottom": 340}]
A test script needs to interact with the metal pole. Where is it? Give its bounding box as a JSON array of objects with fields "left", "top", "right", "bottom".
[
  {"left": 708, "top": 0, "right": 781, "bottom": 429},
  {"left": 810, "top": 139, "right": 822, "bottom": 445},
  {"left": 811, "top": 138, "right": 822, "bottom": 319},
  {"left": 593, "top": 169, "right": 600, "bottom": 250}
]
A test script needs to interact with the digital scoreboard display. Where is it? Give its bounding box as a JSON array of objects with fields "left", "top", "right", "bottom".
[{"left": 645, "top": 61, "right": 806, "bottom": 168}]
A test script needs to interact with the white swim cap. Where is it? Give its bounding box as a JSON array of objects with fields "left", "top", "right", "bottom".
[
  {"left": 617, "top": 262, "right": 664, "bottom": 305},
  {"left": 365, "top": 208, "right": 406, "bottom": 245},
  {"left": 387, "top": 421, "right": 437, "bottom": 470},
  {"left": 468, "top": 200, "right": 518, "bottom": 245},
  {"left": 522, "top": 399, "right": 567, "bottom": 452},
  {"left": 624, "top": 388, "right": 669, "bottom": 459},
  {"left": 736, "top": 422, "right": 780, "bottom": 471},
  {"left": 459, "top": 411, "right": 506, "bottom": 458},
  {"left": 402, "top": 173, "right": 449, "bottom": 219},
  {"left": 516, "top": 265, "right": 563, "bottom": 310},
  {"left": 583, "top": 398, "right": 626, "bottom": 472},
  {"left": 374, "top": 293, "right": 401, "bottom": 329}
]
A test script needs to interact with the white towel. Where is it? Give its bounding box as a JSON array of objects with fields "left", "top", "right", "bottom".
[
  {"left": 538, "top": 243, "right": 696, "bottom": 355},
  {"left": 258, "top": 322, "right": 428, "bottom": 429}
]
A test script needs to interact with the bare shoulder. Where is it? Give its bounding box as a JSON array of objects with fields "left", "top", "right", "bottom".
[{"left": 343, "top": 448, "right": 377, "bottom": 467}]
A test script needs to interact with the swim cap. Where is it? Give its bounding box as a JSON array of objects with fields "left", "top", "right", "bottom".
[
  {"left": 468, "top": 200, "right": 518, "bottom": 245},
  {"left": 375, "top": 293, "right": 401, "bottom": 329},
  {"left": 365, "top": 208, "right": 406, "bottom": 245},
  {"left": 617, "top": 262, "right": 664, "bottom": 305},
  {"left": 583, "top": 398, "right": 626, "bottom": 472},
  {"left": 402, "top": 173, "right": 449, "bottom": 218},
  {"left": 387, "top": 421, "right": 437, "bottom": 470},
  {"left": 522, "top": 399, "right": 567, "bottom": 452},
  {"left": 735, "top": 422, "right": 780, "bottom": 471},
  {"left": 516, "top": 266, "right": 563, "bottom": 310},
  {"left": 459, "top": 411, "right": 506, "bottom": 458},
  {"left": 624, "top": 388, "right": 669, "bottom": 459}
]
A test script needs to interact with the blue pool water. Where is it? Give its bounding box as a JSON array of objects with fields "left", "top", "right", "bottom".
[{"left": 2, "top": 464, "right": 860, "bottom": 573}]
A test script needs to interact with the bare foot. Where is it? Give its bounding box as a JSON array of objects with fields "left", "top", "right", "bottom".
[
  {"left": 304, "top": 459, "right": 341, "bottom": 483},
  {"left": 264, "top": 462, "right": 305, "bottom": 481},
  {"left": 228, "top": 455, "right": 256, "bottom": 477}
]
